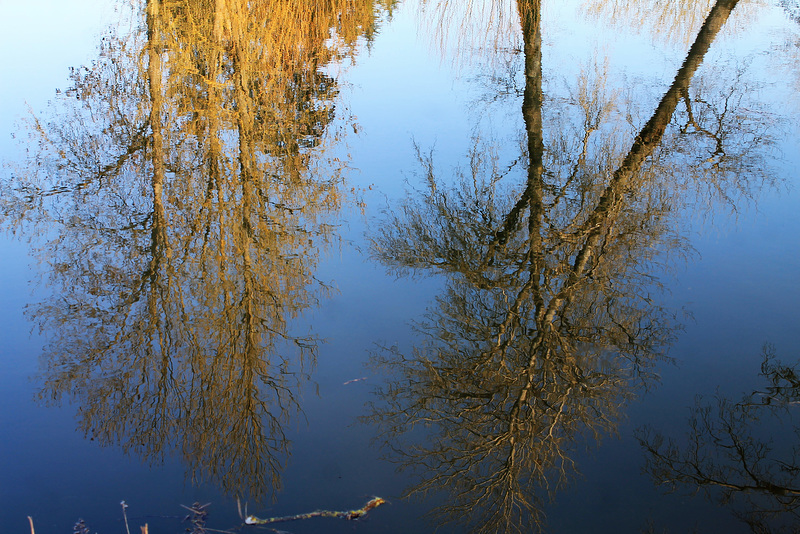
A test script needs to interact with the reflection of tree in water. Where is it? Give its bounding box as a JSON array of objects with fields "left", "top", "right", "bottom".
[
  {"left": 781, "top": 0, "right": 800, "bottom": 24},
  {"left": 582, "top": 0, "right": 717, "bottom": 44},
  {"left": 581, "top": 0, "right": 762, "bottom": 45},
  {"left": 2, "top": 0, "right": 393, "bottom": 502},
  {"left": 638, "top": 344, "right": 800, "bottom": 533},
  {"left": 367, "top": 0, "right": 777, "bottom": 532}
]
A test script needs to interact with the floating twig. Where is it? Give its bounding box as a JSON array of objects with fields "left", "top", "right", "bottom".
[
  {"left": 244, "top": 497, "right": 386, "bottom": 525},
  {"left": 343, "top": 377, "right": 367, "bottom": 385},
  {"left": 121, "top": 501, "right": 131, "bottom": 534}
]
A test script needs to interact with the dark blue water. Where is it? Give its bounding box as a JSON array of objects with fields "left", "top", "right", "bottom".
[{"left": 2, "top": 1, "right": 799, "bottom": 533}]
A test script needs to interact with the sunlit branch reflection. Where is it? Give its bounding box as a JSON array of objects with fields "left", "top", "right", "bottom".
[
  {"left": 367, "top": 0, "right": 779, "bottom": 532},
  {"left": 2, "top": 0, "right": 395, "bottom": 502}
]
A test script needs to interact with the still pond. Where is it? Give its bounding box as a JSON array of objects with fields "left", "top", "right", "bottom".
[{"left": 1, "top": 0, "right": 799, "bottom": 532}]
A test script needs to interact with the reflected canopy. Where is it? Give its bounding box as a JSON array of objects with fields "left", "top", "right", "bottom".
[
  {"left": 367, "top": 0, "right": 779, "bottom": 531},
  {"left": 1, "top": 0, "right": 394, "bottom": 502}
]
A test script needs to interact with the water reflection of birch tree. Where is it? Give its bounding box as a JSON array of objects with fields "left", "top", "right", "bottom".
[
  {"left": 2, "top": 0, "right": 392, "bottom": 502},
  {"left": 367, "top": 0, "right": 777, "bottom": 531}
]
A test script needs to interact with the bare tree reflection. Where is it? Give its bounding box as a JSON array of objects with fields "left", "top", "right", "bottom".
[
  {"left": 638, "top": 344, "right": 800, "bottom": 533},
  {"left": 367, "top": 0, "right": 779, "bottom": 531},
  {"left": 2, "top": 0, "right": 394, "bottom": 502},
  {"left": 581, "top": 0, "right": 757, "bottom": 45}
]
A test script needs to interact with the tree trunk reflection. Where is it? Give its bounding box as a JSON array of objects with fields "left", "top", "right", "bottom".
[
  {"left": 3, "top": 0, "right": 395, "bottom": 504},
  {"left": 367, "top": 0, "right": 775, "bottom": 532}
]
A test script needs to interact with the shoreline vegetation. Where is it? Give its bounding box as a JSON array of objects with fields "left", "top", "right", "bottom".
[{"left": 26, "top": 497, "right": 387, "bottom": 534}]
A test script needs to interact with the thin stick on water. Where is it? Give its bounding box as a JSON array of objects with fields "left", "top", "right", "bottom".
[
  {"left": 121, "top": 501, "right": 131, "bottom": 534},
  {"left": 27, "top": 516, "right": 35, "bottom": 534},
  {"left": 237, "top": 498, "right": 247, "bottom": 521},
  {"left": 244, "top": 497, "right": 387, "bottom": 526}
]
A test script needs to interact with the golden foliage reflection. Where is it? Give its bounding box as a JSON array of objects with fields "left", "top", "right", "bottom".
[{"left": 2, "top": 0, "right": 393, "bottom": 502}]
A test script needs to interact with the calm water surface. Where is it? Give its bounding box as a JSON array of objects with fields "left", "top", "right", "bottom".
[{"left": 1, "top": 0, "right": 799, "bottom": 533}]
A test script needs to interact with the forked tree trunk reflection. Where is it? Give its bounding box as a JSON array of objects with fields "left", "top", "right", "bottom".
[{"left": 368, "top": 1, "right": 750, "bottom": 532}]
